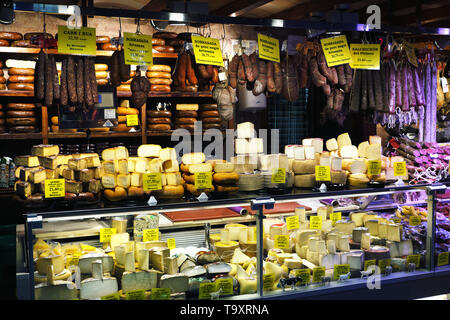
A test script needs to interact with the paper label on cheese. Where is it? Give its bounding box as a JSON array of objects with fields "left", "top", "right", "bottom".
[
  {"left": 333, "top": 264, "right": 350, "bottom": 280},
  {"left": 167, "top": 238, "right": 176, "bottom": 250},
  {"left": 100, "top": 228, "right": 117, "bottom": 243},
  {"left": 126, "top": 114, "right": 139, "bottom": 127},
  {"left": 215, "top": 278, "right": 233, "bottom": 295},
  {"left": 378, "top": 258, "right": 391, "bottom": 274},
  {"left": 406, "top": 254, "right": 420, "bottom": 268},
  {"left": 320, "top": 35, "right": 352, "bottom": 67},
  {"left": 391, "top": 218, "right": 401, "bottom": 224},
  {"left": 403, "top": 41, "right": 418, "bottom": 68},
  {"left": 191, "top": 35, "right": 224, "bottom": 67},
  {"left": 271, "top": 168, "right": 286, "bottom": 184},
  {"left": 257, "top": 33, "right": 280, "bottom": 63},
  {"left": 364, "top": 259, "right": 376, "bottom": 271},
  {"left": 349, "top": 43, "right": 380, "bottom": 70},
  {"left": 142, "top": 173, "right": 162, "bottom": 191},
  {"left": 393, "top": 161, "right": 407, "bottom": 176},
  {"left": 309, "top": 216, "right": 322, "bottom": 230},
  {"left": 44, "top": 178, "right": 65, "bottom": 198},
  {"left": 437, "top": 252, "right": 449, "bottom": 267},
  {"left": 263, "top": 273, "right": 275, "bottom": 291},
  {"left": 151, "top": 288, "right": 171, "bottom": 300},
  {"left": 198, "top": 282, "right": 217, "bottom": 299},
  {"left": 101, "top": 292, "right": 120, "bottom": 300},
  {"left": 312, "top": 266, "right": 326, "bottom": 283},
  {"left": 367, "top": 160, "right": 382, "bottom": 175},
  {"left": 67, "top": 253, "right": 81, "bottom": 267},
  {"left": 274, "top": 235, "right": 290, "bottom": 249},
  {"left": 123, "top": 32, "right": 153, "bottom": 66},
  {"left": 125, "top": 289, "right": 146, "bottom": 300},
  {"left": 143, "top": 228, "right": 159, "bottom": 241},
  {"left": 330, "top": 212, "right": 341, "bottom": 226},
  {"left": 293, "top": 269, "right": 311, "bottom": 285},
  {"left": 286, "top": 215, "right": 300, "bottom": 230},
  {"left": 409, "top": 215, "right": 421, "bottom": 226},
  {"left": 57, "top": 26, "right": 96, "bottom": 56},
  {"left": 194, "top": 172, "right": 212, "bottom": 189},
  {"left": 315, "top": 165, "right": 331, "bottom": 181}
]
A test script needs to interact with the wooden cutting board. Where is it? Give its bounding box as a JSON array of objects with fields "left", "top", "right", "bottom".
[
  {"left": 162, "top": 208, "right": 241, "bottom": 222},
  {"left": 244, "top": 202, "right": 311, "bottom": 215}
]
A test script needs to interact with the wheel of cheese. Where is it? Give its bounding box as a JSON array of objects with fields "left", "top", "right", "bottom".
[
  {"left": 147, "top": 64, "right": 171, "bottom": 73},
  {"left": 0, "top": 32, "right": 22, "bottom": 41},
  {"left": 104, "top": 187, "right": 127, "bottom": 202},
  {"left": 6, "top": 117, "right": 36, "bottom": 126},
  {"left": 112, "top": 123, "right": 135, "bottom": 132},
  {"left": 147, "top": 110, "right": 172, "bottom": 118},
  {"left": 175, "top": 124, "right": 195, "bottom": 131},
  {"left": 152, "top": 32, "right": 178, "bottom": 39},
  {"left": 116, "top": 84, "right": 131, "bottom": 91},
  {"left": 0, "top": 39, "right": 9, "bottom": 46},
  {"left": 148, "top": 124, "right": 171, "bottom": 131},
  {"left": 146, "top": 71, "right": 171, "bottom": 79},
  {"left": 175, "top": 110, "right": 197, "bottom": 118},
  {"left": 96, "top": 35, "right": 111, "bottom": 44},
  {"left": 7, "top": 83, "right": 34, "bottom": 91},
  {"left": 128, "top": 186, "right": 144, "bottom": 199},
  {"left": 11, "top": 40, "right": 38, "bottom": 48},
  {"left": 24, "top": 32, "right": 53, "bottom": 40},
  {"left": 201, "top": 117, "right": 221, "bottom": 124},
  {"left": 8, "top": 125, "right": 35, "bottom": 133},
  {"left": 0, "top": 76, "right": 5, "bottom": 84},
  {"left": 199, "top": 110, "right": 219, "bottom": 118},
  {"left": 8, "top": 75, "right": 34, "bottom": 83},
  {"left": 8, "top": 68, "right": 34, "bottom": 76},
  {"left": 181, "top": 173, "right": 195, "bottom": 184},
  {"left": 6, "top": 110, "right": 34, "bottom": 118},
  {"left": 200, "top": 104, "right": 218, "bottom": 111},
  {"left": 216, "top": 185, "right": 239, "bottom": 193},
  {"left": 185, "top": 183, "right": 214, "bottom": 195},
  {"left": 100, "top": 42, "right": 117, "bottom": 51},
  {"left": 148, "top": 78, "right": 172, "bottom": 85},
  {"left": 117, "top": 107, "right": 139, "bottom": 115},
  {"left": 152, "top": 38, "right": 166, "bottom": 46},
  {"left": 95, "top": 71, "right": 108, "bottom": 79},
  {"left": 7, "top": 103, "right": 36, "bottom": 110},
  {"left": 153, "top": 45, "right": 174, "bottom": 53},
  {"left": 96, "top": 78, "right": 108, "bottom": 86},
  {"left": 95, "top": 64, "right": 108, "bottom": 71},
  {"left": 147, "top": 117, "right": 171, "bottom": 124},
  {"left": 153, "top": 185, "right": 184, "bottom": 199},
  {"left": 213, "top": 172, "right": 239, "bottom": 184},
  {"left": 175, "top": 117, "right": 196, "bottom": 124},
  {"left": 117, "top": 115, "right": 127, "bottom": 123},
  {"left": 0, "top": 84, "right": 5, "bottom": 90},
  {"left": 150, "top": 84, "right": 171, "bottom": 92},
  {"left": 203, "top": 123, "right": 221, "bottom": 130}
]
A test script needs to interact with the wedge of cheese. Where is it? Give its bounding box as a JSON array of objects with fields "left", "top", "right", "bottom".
[
  {"left": 326, "top": 138, "right": 339, "bottom": 151},
  {"left": 349, "top": 158, "right": 367, "bottom": 174},
  {"left": 340, "top": 145, "right": 358, "bottom": 158},
  {"left": 369, "top": 135, "right": 382, "bottom": 145},
  {"left": 336, "top": 133, "right": 352, "bottom": 149},
  {"left": 294, "top": 174, "right": 315, "bottom": 188},
  {"left": 357, "top": 141, "right": 369, "bottom": 158},
  {"left": 15, "top": 155, "right": 40, "bottom": 167},
  {"left": 31, "top": 144, "right": 59, "bottom": 157},
  {"left": 148, "top": 158, "right": 163, "bottom": 173},
  {"left": 366, "top": 144, "right": 382, "bottom": 160},
  {"left": 137, "top": 144, "right": 161, "bottom": 158},
  {"left": 159, "top": 148, "right": 177, "bottom": 162},
  {"left": 237, "top": 122, "right": 255, "bottom": 139},
  {"left": 176, "top": 104, "right": 199, "bottom": 111}
]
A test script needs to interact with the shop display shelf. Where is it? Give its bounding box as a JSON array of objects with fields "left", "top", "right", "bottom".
[{"left": 0, "top": 132, "right": 42, "bottom": 140}]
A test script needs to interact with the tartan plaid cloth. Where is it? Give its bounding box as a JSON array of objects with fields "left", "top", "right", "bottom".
[{"left": 267, "top": 88, "right": 309, "bottom": 151}]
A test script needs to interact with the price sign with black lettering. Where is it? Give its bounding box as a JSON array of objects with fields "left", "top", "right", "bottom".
[
  {"left": 333, "top": 264, "right": 350, "bottom": 280},
  {"left": 99, "top": 228, "right": 116, "bottom": 243},
  {"left": 293, "top": 269, "right": 311, "bottom": 285},
  {"left": 320, "top": 35, "right": 352, "bottom": 67},
  {"left": 143, "top": 173, "right": 162, "bottom": 191},
  {"left": 257, "top": 34, "right": 280, "bottom": 63},
  {"left": 309, "top": 216, "right": 322, "bottom": 230},
  {"left": 191, "top": 35, "right": 224, "bottom": 67},
  {"left": 151, "top": 288, "right": 171, "bottom": 300},
  {"left": 437, "top": 252, "right": 449, "bottom": 267},
  {"left": 57, "top": 26, "right": 96, "bottom": 55},
  {"left": 312, "top": 266, "right": 325, "bottom": 283},
  {"left": 44, "top": 179, "right": 65, "bottom": 198},
  {"left": 194, "top": 172, "right": 212, "bottom": 189},
  {"left": 271, "top": 168, "right": 286, "bottom": 184},
  {"left": 125, "top": 289, "right": 146, "bottom": 300},
  {"left": 123, "top": 32, "right": 153, "bottom": 66}
]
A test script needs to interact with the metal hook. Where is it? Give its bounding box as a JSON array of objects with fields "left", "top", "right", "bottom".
[
  {"left": 136, "top": 12, "right": 141, "bottom": 34},
  {"left": 119, "top": 17, "right": 122, "bottom": 38}
]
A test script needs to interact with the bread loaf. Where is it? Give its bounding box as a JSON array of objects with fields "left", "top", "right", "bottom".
[
  {"left": 153, "top": 185, "right": 184, "bottom": 199},
  {"left": 104, "top": 186, "right": 127, "bottom": 201},
  {"left": 95, "top": 71, "right": 108, "bottom": 79},
  {"left": 100, "top": 43, "right": 117, "bottom": 51},
  {"left": 95, "top": 64, "right": 108, "bottom": 71},
  {"left": 96, "top": 78, "right": 108, "bottom": 86},
  {"left": 153, "top": 45, "right": 174, "bottom": 53},
  {"left": 117, "top": 107, "right": 139, "bottom": 115},
  {"left": 116, "top": 84, "right": 131, "bottom": 91},
  {"left": 0, "top": 39, "right": 9, "bottom": 46}
]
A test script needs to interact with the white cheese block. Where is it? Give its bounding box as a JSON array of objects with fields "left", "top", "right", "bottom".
[
  {"left": 235, "top": 138, "right": 250, "bottom": 154},
  {"left": 350, "top": 158, "right": 367, "bottom": 174},
  {"left": 117, "top": 174, "right": 131, "bottom": 188},
  {"left": 292, "top": 160, "right": 316, "bottom": 174},
  {"left": 327, "top": 240, "right": 336, "bottom": 254},
  {"left": 340, "top": 145, "right": 358, "bottom": 158},
  {"left": 331, "top": 170, "right": 348, "bottom": 184},
  {"left": 387, "top": 224, "right": 401, "bottom": 242},
  {"left": 248, "top": 138, "right": 264, "bottom": 154},
  {"left": 285, "top": 145, "right": 300, "bottom": 158},
  {"left": 101, "top": 174, "right": 116, "bottom": 189},
  {"left": 110, "top": 233, "right": 129, "bottom": 250},
  {"left": 348, "top": 173, "right": 370, "bottom": 187},
  {"left": 358, "top": 141, "right": 369, "bottom": 158},
  {"left": 312, "top": 138, "right": 324, "bottom": 153},
  {"left": 366, "top": 144, "right": 382, "bottom": 160},
  {"left": 159, "top": 148, "right": 177, "bottom": 162},
  {"left": 297, "top": 230, "right": 318, "bottom": 247},
  {"left": 136, "top": 249, "right": 149, "bottom": 271},
  {"left": 365, "top": 220, "right": 379, "bottom": 236},
  {"left": 361, "top": 232, "right": 372, "bottom": 250},
  {"left": 225, "top": 224, "right": 248, "bottom": 241},
  {"left": 335, "top": 221, "right": 356, "bottom": 235},
  {"left": 302, "top": 138, "right": 313, "bottom": 146},
  {"left": 147, "top": 158, "right": 163, "bottom": 173},
  {"left": 308, "top": 237, "right": 320, "bottom": 252},
  {"left": 304, "top": 146, "right": 315, "bottom": 160},
  {"left": 176, "top": 104, "right": 198, "bottom": 111},
  {"left": 269, "top": 223, "right": 287, "bottom": 239},
  {"left": 138, "top": 144, "right": 162, "bottom": 158},
  {"left": 294, "top": 174, "right": 315, "bottom": 188},
  {"left": 230, "top": 248, "right": 251, "bottom": 264},
  {"left": 181, "top": 152, "right": 205, "bottom": 165},
  {"left": 284, "top": 258, "right": 302, "bottom": 269},
  {"left": 337, "top": 235, "right": 350, "bottom": 252},
  {"left": 134, "top": 158, "right": 148, "bottom": 173},
  {"left": 387, "top": 241, "right": 400, "bottom": 258},
  {"left": 331, "top": 156, "right": 343, "bottom": 171},
  {"left": 188, "top": 163, "right": 212, "bottom": 174},
  {"left": 350, "top": 212, "right": 367, "bottom": 227},
  {"left": 116, "top": 159, "right": 128, "bottom": 174},
  {"left": 220, "top": 229, "right": 230, "bottom": 242},
  {"left": 399, "top": 240, "right": 413, "bottom": 256},
  {"left": 36, "top": 255, "right": 65, "bottom": 276},
  {"left": 337, "top": 132, "right": 352, "bottom": 149},
  {"left": 378, "top": 223, "right": 388, "bottom": 239},
  {"left": 319, "top": 254, "right": 340, "bottom": 269},
  {"left": 213, "top": 162, "right": 234, "bottom": 173},
  {"left": 166, "top": 172, "right": 182, "bottom": 185},
  {"left": 237, "top": 122, "right": 256, "bottom": 139},
  {"left": 80, "top": 277, "right": 118, "bottom": 300},
  {"left": 78, "top": 254, "right": 114, "bottom": 274},
  {"left": 160, "top": 274, "right": 189, "bottom": 293},
  {"left": 348, "top": 253, "right": 364, "bottom": 270},
  {"left": 121, "top": 270, "right": 158, "bottom": 293},
  {"left": 369, "top": 135, "right": 382, "bottom": 145},
  {"left": 162, "top": 159, "right": 179, "bottom": 173},
  {"left": 131, "top": 172, "right": 143, "bottom": 187},
  {"left": 295, "top": 207, "right": 306, "bottom": 222},
  {"left": 293, "top": 146, "right": 305, "bottom": 160},
  {"left": 319, "top": 156, "right": 331, "bottom": 167},
  {"left": 326, "top": 138, "right": 339, "bottom": 151},
  {"left": 297, "top": 245, "right": 308, "bottom": 259}
]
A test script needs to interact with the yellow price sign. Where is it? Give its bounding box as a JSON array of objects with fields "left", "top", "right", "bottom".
[
  {"left": 257, "top": 33, "right": 280, "bottom": 63},
  {"left": 44, "top": 178, "right": 65, "bottom": 198},
  {"left": 57, "top": 26, "right": 96, "bottom": 56},
  {"left": 263, "top": 273, "right": 275, "bottom": 291},
  {"left": 271, "top": 168, "right": 286, "bottom": 184},
  {"left": 293, "top": 269, "right": 311, "bottom": 285},
  {"left": 101, "top": 292, "right": 120, "bottom": 300},
  {"left": 66, "top": 253, "right": 81, "bottom": 267},
  {"left": 309, "top": 216, "right": 322, "bottom": 230},
  {"left": 198, "top": 282, "right": 217, "bottom": 299},
  {"left": 367, "top": 160, "right": 382, "bottom": 176},
  {"left": 123, "top": 32, "right": 153, "bottom": 66},
  {"left": 330, "top": 212, "right": 342, "bottom": 225},
  {"left": 403, "top": 41, "right": 418, "bottom": 68},
  {"left": 312, "top": 266, "right": 326, "bottom": 283},
  {"left": 391, "top": 218, "right": 401, "bottom": 224},
  {"left": 364, "top": 259, "right": 376, "bottom": 271},
  {"left": 285, "top": 215, "right": 300, "bottom": 231},
  {"left": 151, "top": 288, "right": 171, "bottom": 300},
  {"left": 393, "top": 161, "right": 407, "bottom": 177},
  {"left": 125, "top": 289, "right": 146, "bottom": 300},
  {"left": 215, "top": 277, "right": 234, "bottom": 295},
  {"left": 409, "top": 215, "right": 422, "bottom": 226},
  {"left": 349, "top": 43, "right": 380, "bottom": 70},
  {"left": 100, "top": 228, "right": 117, "bottom": 243},
  {"left": 406, "top": 254, "right": 421, "bottom": 269},
  {"left": 437, "top": 252, "right": 449, "bottom": 267},
  {"left": 167, "top": 238, "right": 176, "bottom": 250},
  {"left": 333, "top": 264, "right": 350, "bottom": 280},
  {"left": 191, "top": 35, "right": 224, "bottom": 67},
  {"left": 143, "top": 228, "right": 159, "bottom": 242},
  {"left": 126, "top": 114, "right": 139, "bottom": 127},
  {"left": 315, "top": 165, "right": 331, "bottom": 181},
  {"left": 378, "top": 258, "right": 391, "bottom": 274},
  {"left": 320, "top": 35, "right": 352, "bottom": 67},
  {"left": 143, "top": 173, "right": 162, "bottom": 191},
  {"left": 274, "top": 235, "right": 290, "bottom": 249},
  {"left": 194, "top": 172, "right": 212, "bottom": 189}
]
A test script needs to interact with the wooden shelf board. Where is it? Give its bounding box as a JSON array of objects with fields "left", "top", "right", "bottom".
[
  {"left": 48, "top": 131, "right": 142, "bottom": 139},
  {"left": 117, "top": 91, "right": 213, "bottom": 98},
  {"left": 0, "top": 132, "right": 42, "bottom": 140}
]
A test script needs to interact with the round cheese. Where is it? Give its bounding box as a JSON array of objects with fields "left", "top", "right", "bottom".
[{"left": 294, "top": 174, "right": 315, "bottom": 188}]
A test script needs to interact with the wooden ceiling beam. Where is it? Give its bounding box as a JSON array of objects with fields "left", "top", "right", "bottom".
[
  {"left": 141, "top": 0, "right": 168, "bottom": 12},
  {"left": 395, "top": 4, "right": 450, "bottom": 25},
  {"left": 210, "top": 0, "right": 273, "bottom": 16}
]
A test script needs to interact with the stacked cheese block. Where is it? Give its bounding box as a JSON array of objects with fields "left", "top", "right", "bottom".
[
  {"left": 180, "top": 152, "right": 215, "bottom": 196},
  {"left": 0, "top": 64, "right": 5, "bottom": 90},
  {"left": 147, "top": 109, "right": 172, "bottom": 132},
  {"left": 209, "top": 159, "right": 240, "bottom": 193},
  {"left": 95, "top": 63, "right": 109, "bottom": 86},
  {"left": 211, "top": 223, "right": 257, "bottom": 261},
  {"left": 96, "top": 35, "right": 115, "bottom": 51},
  {"left": 146, "top": 64, "right": 172, "bottom": 92},
  {"left": 174, "top": 104, "right": 199, "bottom": 131},
  {"left": 114, "top": 100, "right": 139, "bottom": 132},
  {"left": 0, "top": 104, "right": 4, "bottom": 133},
  {"left": 7, "top": 66, "right": 34, "bottom": 91},
  {"left": 198, "top": 104, "right": 221, "bottom": 130},
  {"left": 6, "top": 102, "right": 37, "bottom": 133}
]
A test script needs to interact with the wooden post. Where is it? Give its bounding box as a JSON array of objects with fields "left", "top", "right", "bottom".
[
  {"left": 41, "top": 106, "right": 49, "bottom": 144},
  {"left": 141, "top": 103, "right": 147, "bottom": 144}
]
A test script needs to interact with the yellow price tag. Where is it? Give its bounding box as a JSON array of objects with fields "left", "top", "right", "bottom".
[
  {"left": 167, "top": 238, "right": 176, "bottom": 250},
  {"left": 364, "top": 259, "right": 376, "bottom": 271},
  {"left": 44, "top": 179, "right": 65, "bottom": 198},
  {"left": 125, "top": 289, "right": 146, "bottom": 300},
  {"left": 406, "top": 254, "right": 421, "bottom": 268},
  {"left": 312, "top": 266, "right": 326, "bottom": 283},
  {"left": 142, "top": 173, "right": 162, "bottom": 191},
  {"left": 191, "top": 35, "right": 224, "bottom": 67},
  {"left": 66, "top": 253, "right": 81, "bottom": 267},
  {"left": 315, "top": 165, "right": 331, "bottom": 181},
  {"left": 378, "top": 259, "right": 391, "bottom": 273},
  {"left": 143, "top": 228, "right": 159, "bottom": 242},
  {"left": 123, "top": 32, "right": 153, "bottom": 66},
  {"left": 393, "top": 161, "right": 407, "bottom": 177},
  {"left": 309, "top": 216, "right": 322, "bottom": 230},
  {"left": 320, "top": 35, "right": 352, "bottom": 67},
  {"left": 367, "top": 160, "right": 382, "bottom": 176},
  {"left": 274, "top": 235, "right": 290, "bottom": 249},
  {"left": 293, "top": 269, "right": 311, "bottom": 285},
  {"left": 126, "top": 114, "right": 139, "bottom": 127},
  {"left": 285, "top": 215, "right": 300, "bottom": 231},
  {"left": 349, "top": 43, "right": 380, "bottom": 70},
  {"left": 403, "top": 41, "right": 418, "bottom": 68},
  {"left": 198, "top": 282, "right": 217, "bottom": 299},
  {"left": 333, "top": 264, "right": 350, "bottom": 280},
  {"left": 391, "top": 218, "right": 401, "bottom": 224},
  {"left": 330, "top": 212, "right": 342, "bottom": 225},
  {"left": 194, "top": 172, "right": 212, "bottom": 189},
  {"left": 263, "top": 273, "right": 275, "bottom": 291},
  {"left": 101, "top": 292, "right": 120, "bottom": 300},
  {"left": 409, "top": 215, "right": 422, "bottom": 226},
  {"left": 437, "top": 252, "right": 449, "bottom": 267},
  {"left": 271, "top": 168, "right": 286, "bottom": 184},
  {"left": 257, "top": 33, "right": 280, "bottom": 63},
  {"left": 100, "top": 228, "right": 117, "bottom": 243},
  {"left": 151, "top": 288, "right": 171, "bottom": 300},
  {"left": 57, "top": 26, "right": 96, "bottom": 56},
  {"left": 215, "top": 278, "right": 234, "bottom": 295}
]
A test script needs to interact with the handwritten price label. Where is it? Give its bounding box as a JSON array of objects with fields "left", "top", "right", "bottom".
[
  {"left": 393, "top": 161, "right": 407, "bottom": 177},
  {"left": 312, "top": 266, "right": 326, "bottom": 283},
  {"left": 437, "top": 252, "right": 449, "bottom": 267},
  {"left": 333, "top": 264, "right": 350, "bottom": 281},
  {"left": 99, "top": 228, "right": 116, "bottom": 243},
  {"left": 194, "top": 172, "right": 212, "bottom": 189},
  {"left": 309, "top": 216, "right": 322, "bottom": 230},
  {"left": 151, "top": 288, "right": 171, "bottom": 300},
  {"left": 274, "top": 235, "right": 290, "bottom": 249},
  {"left": 44, "top": 179, "right": 65, "bottom": 198},
  {"left": 286, "top": 215, "right": 300, "bottom": 230},
  {"left": 271, "top": 168, "right": 286, "bottom": 184},
  {"left": 143, "top": 228, "right": 159, "bottom": 241},
  {"left": 315, "top": 165, "right": 331, "bottom": 181},
  {"left": 293, "top": 269, "right": 311, "bottom": 285},
  {"left": 367, "top": 160, "right": 382, "bottom": 176},
  {"left": 142, "top": 173, "right": 162, "bottom": 191}
]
